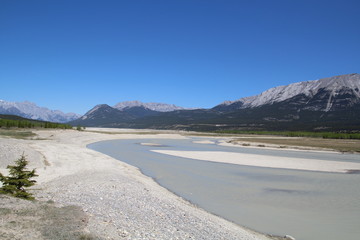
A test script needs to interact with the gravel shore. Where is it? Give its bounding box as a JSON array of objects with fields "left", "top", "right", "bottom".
[{"left": 1, "top": 129, "right": 275, "bottom": 240}]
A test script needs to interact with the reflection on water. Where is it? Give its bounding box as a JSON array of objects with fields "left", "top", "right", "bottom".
[
  {"left": 263, "top": 188, "right": 315, "bottom": 195},
  {"left": 88, "top": 138, "right": 360, "bottom": 240}
]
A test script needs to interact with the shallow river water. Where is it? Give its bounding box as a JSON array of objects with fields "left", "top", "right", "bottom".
[{"left": 88, "top": 138, "right": 360, "bottom": 240}]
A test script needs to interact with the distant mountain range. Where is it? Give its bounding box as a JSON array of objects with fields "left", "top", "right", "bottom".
[
  {"left": 2, "top": 73, "right": 360, "bottom": 131},
  {"left": 0, "top": 100, "right": 80, "bottom": 123},
  {"left": 70, "top": 101, "right": 186, "bottom": 127},
  {"left": 0, "top": 99, "right": 186, "bottom": 124},
  {"left": 114, "top": 100, "right": 185, "bottom": 112},
  {"left": 70, "top": 73, "right": 360, "bottom": 131}
]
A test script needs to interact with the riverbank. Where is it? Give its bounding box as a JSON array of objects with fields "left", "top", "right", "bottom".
[{"left": 0, "top": 128, "right": 277, "bottom": 240}]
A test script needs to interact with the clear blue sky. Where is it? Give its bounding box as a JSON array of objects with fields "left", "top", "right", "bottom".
[{"left": 1, "top": 0, "right": 359, "bottom": 114}]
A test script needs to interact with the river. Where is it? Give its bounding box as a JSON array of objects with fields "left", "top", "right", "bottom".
[{"left": 88, "top": 138, "right": 360, "bottom": 240}]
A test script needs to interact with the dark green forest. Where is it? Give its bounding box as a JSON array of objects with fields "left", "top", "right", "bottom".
[{"left": 0, "top": 114, "right": 72, "bottom": 129}]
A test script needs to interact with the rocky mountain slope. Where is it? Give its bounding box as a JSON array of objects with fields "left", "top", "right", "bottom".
[
  {"left": 0, "top": 100, "right": 80, "bottom": 123},
  {"left": 214, "top": 73, "right": 360, "bottom": 112},
  {"left": 70, "top": 104, "right": 160, "bottom": 127},
  {"left": 114, "top": 101, "right": 185, "bottom": 112}
]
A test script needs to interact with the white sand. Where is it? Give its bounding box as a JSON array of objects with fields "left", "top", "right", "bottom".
[
  {"left": 193, "top": 140, "right": 216, "bottom": 144},
  {"left": 218, "top": 139, "right": 335, "bottom": 153},
  {"left": 0, "top": 129, "right": 273, "bottom": 240},
  {"left": 151, "top": 150, "right": 360, "bottom": 173},
  {"left": 140, "top": 142, "right": 164, "bottom": 146}
]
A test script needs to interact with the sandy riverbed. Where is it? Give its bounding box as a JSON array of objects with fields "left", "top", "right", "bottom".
[{"left": 0, "top": 128, "right": 276, "bottom": 240}]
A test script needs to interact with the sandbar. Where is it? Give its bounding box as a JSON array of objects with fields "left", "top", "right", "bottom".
[
  {"left": 193, "top": 140, "right": 216, "bottom": 144},
  {"left": 151, "top": 150, "right": 360, "bottom": 173}
]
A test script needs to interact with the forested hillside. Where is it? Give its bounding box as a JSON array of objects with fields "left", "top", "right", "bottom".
[{"left": 0, "top": 114, "right": 72, "bottom": 129}]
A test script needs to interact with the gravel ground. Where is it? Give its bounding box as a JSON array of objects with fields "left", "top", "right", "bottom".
[
  {"left": 0, "top": 138, "right": 44, "bottom": 169},
  {"left": 1, "top": 129, "right": 279, "bottom": 240},
  {"left": 36, "top": 171, "right": 274, "bottom": 240}
]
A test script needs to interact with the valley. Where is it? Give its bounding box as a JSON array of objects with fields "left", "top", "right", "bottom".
[{"left": 2, "top": 73, "right": 359, "bottom": 133}]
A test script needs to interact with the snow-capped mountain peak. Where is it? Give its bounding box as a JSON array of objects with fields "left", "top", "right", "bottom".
[{"left": 0, "top": 100, "right": 80, "bottom": 123}]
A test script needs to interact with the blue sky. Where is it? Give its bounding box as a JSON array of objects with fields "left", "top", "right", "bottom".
[{"left": 1, "top": 0, "right": 359, "bottom": 114}]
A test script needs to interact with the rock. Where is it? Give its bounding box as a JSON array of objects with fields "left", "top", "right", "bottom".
[{"left": 285, "top": 235, "right": 296, "bottom": 240}]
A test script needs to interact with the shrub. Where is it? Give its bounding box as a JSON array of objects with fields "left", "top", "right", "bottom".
[{"left": 0, "top": 154, "right": 38, "bottom": 200}]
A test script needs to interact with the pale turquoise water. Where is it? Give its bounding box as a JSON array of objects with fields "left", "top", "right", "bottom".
[{"left": 88, "top": 138, "right": 360, "bottom": 240}]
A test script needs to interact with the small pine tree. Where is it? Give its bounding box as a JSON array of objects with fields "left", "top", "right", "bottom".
[{"left": 0, "top": 154, "right": 38, "bottom": 200}]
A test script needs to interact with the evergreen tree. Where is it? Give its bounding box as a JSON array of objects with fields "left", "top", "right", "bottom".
[{"left": 0, "top": 154, "right": 38, "bottom": 200}]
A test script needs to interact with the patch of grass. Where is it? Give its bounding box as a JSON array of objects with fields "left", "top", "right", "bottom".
[
  {"left": 232, "top": 137, "right": 360, "bottom": 153},
  {"left": 40, "top": 205, "right": 90, "bottom": 240},
  {"left": 0, "top": 196, "right": 101, "bottom": 240},
  {"left": 0, "top": 129, "right": 36, "bottom": 139},
  {"left": 43, "top": 158, "right": 51, "bottom": 166},
  {"left": 79, "top": 233, "right": 96, "bottom": 240},
  {"left": 183, "top": 132, "right": 235, "bottom": 137},
  {"left": 0, "top": 207, "right": 11, "bottom": 214},
  {"left": 215, "top": 130, "right": 360, "bottom": 140}
]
